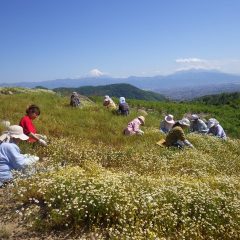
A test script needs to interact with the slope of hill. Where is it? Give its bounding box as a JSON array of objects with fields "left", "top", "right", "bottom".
[
  {"left": 0, "top": 90, "right": 240, "bottom": 239},
  {"left": 54, "top": 83, "right": 167, "bottom": 101},
  {"left": 192, "top": 91, "right": 240, "bottom": 107},
  {"left": 156, "top": 83, "right": 240, "bottom": 100}
]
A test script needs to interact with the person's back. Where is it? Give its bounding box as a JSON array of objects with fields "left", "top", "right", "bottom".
[
  {"left": 124, "top": 116, "right": 145, "bottom": 135},
  {"left": 0, "top": 142, "right": 24, "bottom": 182},
  {"left": 208, "top": 124, "right": 226, "bottom": 139},
  {"left": 191, "top": 119, "right": 208, "bottom": 133},
  {"left": 207, "top": 118, "right": 227, "bottom": 140},
  {"left": 70, "top": 93, "right": 80, "bottom": 107},
  {"left": 0, "top": 125, "right": 39, "bottom": 185},
  {"left": 103, "top": 96, "right": 117, "bottom": 110},
  {"left": 165, "top": 126, "right": 185, "bottom": 147},
  {"left": 165, "top": 118, "right": 193, "bottom": 148},
  {"left": 119, "top": 102, "right": 129, "bottom": 115}
]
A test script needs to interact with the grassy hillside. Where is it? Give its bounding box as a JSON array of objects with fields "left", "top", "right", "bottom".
[
  {"left": 54, "top": 83, "right": 167, "bottom": 101},
  {"left": 193, "top": 91, "right": 240, "bottom": 108},
  {"left": 0, "top": 90, "right": 240, "bottom": 239}
]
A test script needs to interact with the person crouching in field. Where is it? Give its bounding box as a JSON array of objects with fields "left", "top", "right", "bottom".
[
  {"left": 70, "top": 92, "right": 80, "bottom": 107},
  {"left": 165, "top": 118, "right": 194, "bottom": 149},
  {"left": 207, "top": 118, "right": 227, "bottom": 140},
  {"left": 124, "top": 116, "right": 145, "bottom": 135},
  {"left": 160, "top": 114, "right": 175, "bottom": 134},
  {"left": 118, "top": 97, "right": 130, "bottom": 116},
  {"left": 0, "top": 125, "right": 39, "bottom": 187},
  {"left": 190, "top": 114, "right": 208, "bottom": 134},
  {"left": 103, "top": 95, "right": 117, "bottom": 111},
  {"left": 19, "top": 105, "right": 47, "bottom": 146}
]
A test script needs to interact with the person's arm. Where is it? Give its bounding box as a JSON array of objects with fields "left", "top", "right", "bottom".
[
  {"left": 199, "top": 120, "right": 208, "bottom": 133},
  {"left": 7, "top": 145, "right": 34, "bottom": 170},
  {"left": 183, "top": 139, "right": 194, "bottom": 148},
  {"left": 28, "top": 133, "right": 47, "bottom": 146},
  {"left": 215, "top": 125, "right": 226, "bottom": 139}
]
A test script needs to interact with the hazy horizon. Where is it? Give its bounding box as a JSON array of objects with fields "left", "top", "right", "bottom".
[{"left": 1, "top": 0, "right": 240, "bottom": 83}]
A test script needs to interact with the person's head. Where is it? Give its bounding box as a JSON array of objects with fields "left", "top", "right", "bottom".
[
  {"left": 138, "top": 116, "right": 145, "bottom": 125},
  {"left": 207, "top": 118, "right": 219, "bottom": 128},
  {"left": 119, "top": 97, "right": 126, "bottom": 104},
  {"left": 191, "top": 114, "right": 199, "bottom": 122},
  {"left": 178, "top": 118, "right": 191, "bottom": 129},
  {"left": 164, "top": 114, "right": 175, "bottom": 124},
  {"left": 72, "top": 92, "right": 78, "bottom": 96},
  {"left": 1, "top": 120, "right": 10, "bottom": 130},
  {"left": 26, "top": 105, "right": 40, "bottom": 119},
  {"left": 0, "top": 125, "right": 29, "bottom": 144}
]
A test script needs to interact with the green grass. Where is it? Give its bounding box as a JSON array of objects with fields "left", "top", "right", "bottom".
[{"left": 1, "top": 90, "right": 240, "bottom": 239}]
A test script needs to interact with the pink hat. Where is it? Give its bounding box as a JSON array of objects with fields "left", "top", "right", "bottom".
[{"left": 164, "top": 114, "right": 175, "bottom": 124}]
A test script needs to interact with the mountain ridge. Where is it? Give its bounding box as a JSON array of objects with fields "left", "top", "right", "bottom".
[
  {"left": 54, "top": 83, "right": 167, "bottom": 101},
  {"left": 1, "top": 69, "right": 240, "bottom": 100}
]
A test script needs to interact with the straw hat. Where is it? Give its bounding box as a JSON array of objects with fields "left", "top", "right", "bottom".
[
  {"left": 164, "top": 114, "right": 175, "bottom": 124},
  {"left": 138, "top": 116, "right": 145, "bottom": 125}
]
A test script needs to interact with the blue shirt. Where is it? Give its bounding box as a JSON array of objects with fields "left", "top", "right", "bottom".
[
  {"left": 208, "top": 124, "right": 226, "bottom": 139},
  {"left": 0, "top": 142, "right": 33, "bottom": 183},
  {"left": 190, "top": 119, "right": 208, "bottom": 133}
]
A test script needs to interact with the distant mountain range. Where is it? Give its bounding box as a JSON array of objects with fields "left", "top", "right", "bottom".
[
  {"left": 54, "top": 83, "right": 167, "bottom": 101},
  {"left": 159, "top": 82, "right": 240, "bottom": 100},
  {"left": 1, "top": 69, "right": 240, "bottom": 100}
]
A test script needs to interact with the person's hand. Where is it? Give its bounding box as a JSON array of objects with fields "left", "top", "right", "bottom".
[
  {"left": 38, "top": 139, "right": 47, "bottom": 146},
  {"left": 137, "top": 130, "right": 144, "bottom": 135}
]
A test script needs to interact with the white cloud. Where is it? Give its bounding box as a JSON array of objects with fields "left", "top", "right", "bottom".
[
  {"left": 175, "top": 58, "right": 206, "bottom": 64},
  {"left": 175, "top": 58, "right": 220, "bottom": 71},
  {"left": 174, "top": 58, "right": 240, "bottom": 74},
  {"left": 89, "top": 69, "right": 105, "bottom": 77}
]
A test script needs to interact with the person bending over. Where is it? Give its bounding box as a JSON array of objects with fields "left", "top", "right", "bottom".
[
  {"left": 165, "top": 118, "right": 194, "bottom": 149},
  {"left": 0, "top": 125, "right": 39, "bottom": 187},
  {"left": 19, "top": 104, "right": 47, "bottom": 146},
  {"left": 124, "top": 116, "right": 145, "bottom": 136}
]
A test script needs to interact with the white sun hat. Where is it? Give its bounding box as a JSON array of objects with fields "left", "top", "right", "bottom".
[
  {"left": 207, "top": 118, "right": 219, "bottom": 128},
  {"left": 191, "top": 114, "right": 199, "bottom": 120},
  {"left": 8, "top": 125, "right": 29, "bottom": 140},
  {"left": 164, "top": 114, "right": 175, "bottom": 124},
  {"left": 119, "top": 97, "right": 126, "bottom": 104},
  {"left": 179, "top": 118, "right": 190, "bottom": 127}
]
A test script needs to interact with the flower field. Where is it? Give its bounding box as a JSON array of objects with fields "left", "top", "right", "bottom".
[{"left": 0, "top": 90, "right": 240, "bottom": 239}]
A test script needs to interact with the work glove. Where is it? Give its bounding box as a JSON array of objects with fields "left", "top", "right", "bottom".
[
  {"left": 38, "top": 139, "right": 47, "bottom": 146},
  {"left": 23, "top": 154, "right": 40, "bottom": 165}
]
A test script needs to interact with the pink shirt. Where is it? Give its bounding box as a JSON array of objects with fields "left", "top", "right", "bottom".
[{"left": 126, "top": 118, "right": 141, "bottom": 134}]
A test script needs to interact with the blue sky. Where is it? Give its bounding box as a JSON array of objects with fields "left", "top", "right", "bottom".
[{"left": 0, "top": 0, "right": 240, "bottom": 82}]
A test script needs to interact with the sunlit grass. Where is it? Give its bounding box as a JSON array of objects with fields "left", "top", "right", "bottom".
[{"left": 1, "top": 90, "right": 240, "bottom": 239}]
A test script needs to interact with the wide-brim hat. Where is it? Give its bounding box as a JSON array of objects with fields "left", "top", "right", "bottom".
[
  {"left": 164, "top": 114, "right": 175, "bottom": 124},
  {"left": 8, "top": 125, "right": 29, "bottom": 140},
  {"left": 207, "top": 118, "right": 219, "bottom": 128},
  {"left": 138, "top": 116, "right": 145, "bottom": 125},
  {"left": 179, "top": 118, "right": 190, "bottom": 127},
  {"left": 191, "top": 114, "right": 199, "bottom": 120}
]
